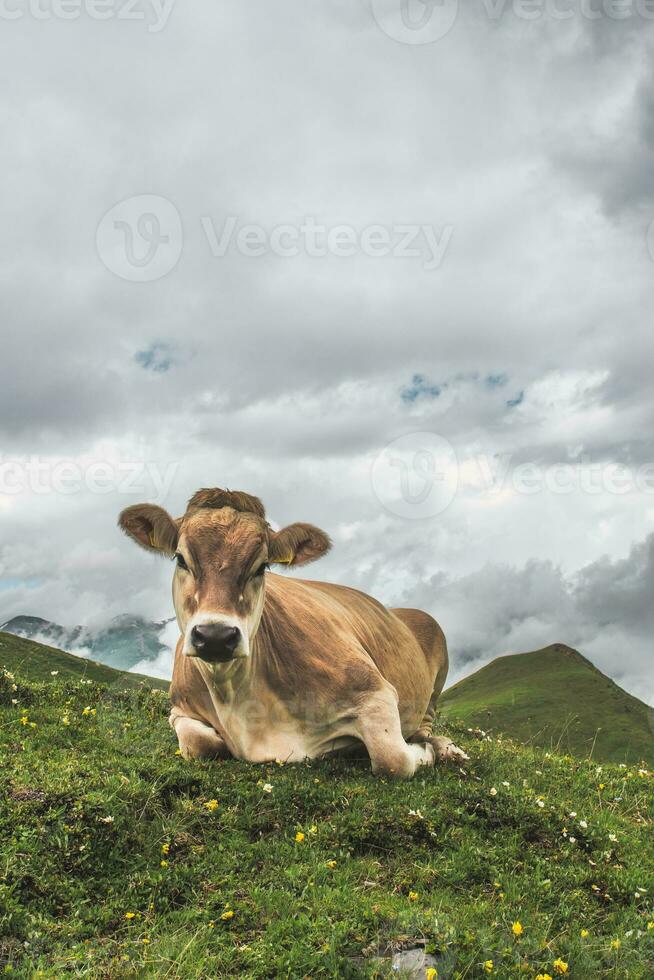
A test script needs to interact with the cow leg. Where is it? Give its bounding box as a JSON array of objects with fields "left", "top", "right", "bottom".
[
  {"left": 428, "top": 735, "right": 469, "bottom": 763},
  {"left": 408, "top": 684, "right": 440, "bottom": 742},
  {"left": 355, "top": 689, "right": 435, "bottom": 779},
  {"left": 170, "top": 712, "right": 231, "bottom": 761}
]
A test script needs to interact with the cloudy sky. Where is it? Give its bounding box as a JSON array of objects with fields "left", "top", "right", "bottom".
[{"left": 1, "top": 1, "right": 654, "bottom": 705}]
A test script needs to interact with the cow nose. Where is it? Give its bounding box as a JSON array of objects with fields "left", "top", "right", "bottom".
[{"left": 191, "top": 623, "right": 241, "bottom": 661}]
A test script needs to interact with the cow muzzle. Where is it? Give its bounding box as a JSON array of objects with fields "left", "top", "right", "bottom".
[{"left": 189, "top": 622, "right": 242, "bottom": 663}]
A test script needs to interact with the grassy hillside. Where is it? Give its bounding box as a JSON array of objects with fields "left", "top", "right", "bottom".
[
  {"left": 440, "top": 645, "right": 653, "bottom": 766},
  {"left": 0, "top": 632, "right": 169, "bottom": 691},
  {"left": 1, "top": 662, "right": 653, "bottom": 977}
]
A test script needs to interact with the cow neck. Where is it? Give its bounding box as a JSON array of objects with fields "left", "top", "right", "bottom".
[
  {"left": 200, "top": 655, "right": 253, "bottom": 707},
  {"left": 201, "top": 579, "right": 288, "bottom": 711}
]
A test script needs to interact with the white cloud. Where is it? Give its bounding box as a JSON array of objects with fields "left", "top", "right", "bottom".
[{"left": 0, "top": 6, "right": 653, "bottom": 705}]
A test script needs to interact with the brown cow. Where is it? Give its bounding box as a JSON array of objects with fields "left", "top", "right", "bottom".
[{"left": 118, "top": 488, "right": 467, "bottom": 777}]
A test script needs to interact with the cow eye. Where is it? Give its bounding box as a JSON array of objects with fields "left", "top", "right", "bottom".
[
  {"left": 174, "top": 553, "right": 190, "bottom": 572},
  {"left": 253, "top": 562, "right": 269, "bottom": 578}
]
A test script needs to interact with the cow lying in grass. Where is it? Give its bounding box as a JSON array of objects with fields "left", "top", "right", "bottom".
[{"left": 119, "top": 488, "right": 467, "bottom": 777}]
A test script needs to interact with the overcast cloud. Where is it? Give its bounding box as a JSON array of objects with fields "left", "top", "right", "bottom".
[{"left": 1, "top": 2, "right": 653, "bottom": 704}]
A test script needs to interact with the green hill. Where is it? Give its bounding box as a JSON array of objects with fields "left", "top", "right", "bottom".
[
  {"left": 440, "top": 644, "right": 653, "bottom": 765},
  {"left": 1, "top": 654, "right": 652, "bottom": 977},
  {"left": 0, "top": 631, "right": 169, "bottom": 691}
]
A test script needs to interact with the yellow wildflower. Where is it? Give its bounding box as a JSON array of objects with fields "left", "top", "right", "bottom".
[
  {"left": 161, "top": 843, "right": 170, "bottom": 855},
  {"left": 553, "top": 959, "right": 568, "bottom": 974},
  {"left": 220, "top": 909, "right": 234, "bottom": 920},
  {"left": 580, "top": 929, "right": 589, "bottom": 938},
  {"left": 295, "top": 831, "right": 305, "bottom": 842},
  {"left": 142, "top": 938, "right": 150, "bottom": 945},
  {"left": 647, "top": 922, "right": 654, "bottom": 930},
  {"left": 483, "top": 961, "right": 494, "bottom": 973},
  {"left": 425, "top": 969, "right": 438, "bottom": 980},
  {"left": 204, "top": 799, "right": 219, "bottom": 812},
  {"left": 62, "top": 716, "right": 70, "bottom": 726},
  {"left": 408, "top": 891, "right": 419, "bottom": 901},
  {"left": 20, "top": 716, "right": 28, "bottom": 726},
  {"left": 536, "top": 975, "right": 553, "bottom": 980},
  {"left": 309, "top": 825, "right": 318, "bottom": 835},
  {"left": 512, "top": 921, "right": 523, "bottom": 936},
  {"left": 124, "top": 912, "right": 136, "bottom": 920},
  {"left": 325, "top": 860, "right": 337, "bottom": 869},
  {"left": 160, "top": 860, "right": 169, "bottom": 868},
  {"left": 611, "top": 939, "right": 621, "bottom": 950}
]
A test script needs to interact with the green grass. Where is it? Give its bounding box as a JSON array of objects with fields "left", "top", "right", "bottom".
[
  {"left": 440, "top": 645, "right": 654, "bottom": 766},
  {"left": 0, "top": 632, "right": 168, "bottom": 691},
  {"left": 1, "top": 660, "right": 653, "bottom": 978}
]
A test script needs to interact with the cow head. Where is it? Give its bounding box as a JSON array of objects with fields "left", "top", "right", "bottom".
[{"left": 118, "top": 488, "right": 331, "bottom": 664}]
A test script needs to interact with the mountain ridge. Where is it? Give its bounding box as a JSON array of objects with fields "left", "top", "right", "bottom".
[
  {"left": 1, "top": 613, "right": 173, "bottom": 675},
  {"left": 0, "top": 631, "right": 169, "bottom": 690},
  {"left": 440, "top": 643, "right": 653, "bottom": 764}
]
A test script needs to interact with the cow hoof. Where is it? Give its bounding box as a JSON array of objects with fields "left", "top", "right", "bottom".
[{"left": 430, "top": 736, "right": 470, "bottom": 765}]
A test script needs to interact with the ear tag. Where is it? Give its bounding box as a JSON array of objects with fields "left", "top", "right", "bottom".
[{"left": 276, "top": 555, "right": 294, "bottom": 564}]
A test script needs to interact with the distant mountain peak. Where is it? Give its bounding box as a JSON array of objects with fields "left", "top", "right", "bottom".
[
  {"left": 2, "top": 615, "right": 54, "bottom": 631},
  {"left": 441, "top": 642, "right": 653, "bottom": 765}
]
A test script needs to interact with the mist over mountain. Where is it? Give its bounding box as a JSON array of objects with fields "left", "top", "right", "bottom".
[{"left": 0, "top": 614, "right": 176, "bottom": 680}]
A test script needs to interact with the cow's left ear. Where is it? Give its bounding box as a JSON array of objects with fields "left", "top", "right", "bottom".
[
  {"left": 269, "top": 523, "right": 331, "bottom": 567},
  {"left": 118, "top": 504, "right": 179, "bottom": 557}
]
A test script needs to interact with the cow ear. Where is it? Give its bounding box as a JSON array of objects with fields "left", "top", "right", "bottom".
[
  {"left": 269, "top": 523, "right": 331, "bottom": 567},
  {"left": 118, "top": 504, "right": 179, "bottom": 557}
]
